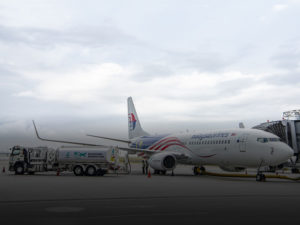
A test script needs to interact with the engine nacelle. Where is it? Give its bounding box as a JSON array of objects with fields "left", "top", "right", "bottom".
[
  {"left": 148, "top": 153, "right": 176, "bottom": 171},
  {"left": 219, "top": 166, "right": 245, "bottom": 172}
]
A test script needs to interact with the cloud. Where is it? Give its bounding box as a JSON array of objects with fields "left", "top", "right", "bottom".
[
  {"left": 14, "top": 63, "right": 294, "bottom": 123},
  {"left": 16, "top": 63, "right": 135, "bottom": 104},
  {"left": 271, "top": 39, "right": 300, "bottom": 71},
  {"left": 272, "top": 4, "right": 288, "bottom": 12},
  {"left": 0, "top": 0, "right": 300, "bottom": 142},
  {"left": 0, "top": 25, "right": 138, "bottom": 49}
]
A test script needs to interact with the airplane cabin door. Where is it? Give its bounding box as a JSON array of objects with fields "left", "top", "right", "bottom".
[{"left": 239, "top": 134, "right": 248, "bottom": 152}]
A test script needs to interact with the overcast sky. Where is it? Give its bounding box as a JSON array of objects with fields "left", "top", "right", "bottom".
[{"left": 1, "top": 0, "right": 300, "bottom": 151}]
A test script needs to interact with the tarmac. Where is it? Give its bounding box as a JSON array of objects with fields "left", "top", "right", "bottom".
[{"left": 1, "top": 159, "right": 300, "bottom": 225}]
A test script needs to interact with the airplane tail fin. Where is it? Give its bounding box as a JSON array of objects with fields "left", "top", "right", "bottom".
[{"left": 127, "top": 97, "right": 149, "bottom": 139}]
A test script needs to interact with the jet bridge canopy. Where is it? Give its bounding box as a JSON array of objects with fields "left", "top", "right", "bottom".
[
  {"left": 252, "top": 121, "right": 287, "bottom": 143},
  {"left": 253, "top": 110, "right": 300, "bottom": 158}
]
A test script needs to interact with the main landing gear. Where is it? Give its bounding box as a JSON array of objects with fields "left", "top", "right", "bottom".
[
  {"left": 193, "top": 166, "right": 206, "bottom": 175},
  {"left": 154, "top": 170, "right": 167, "bottom": 175}
]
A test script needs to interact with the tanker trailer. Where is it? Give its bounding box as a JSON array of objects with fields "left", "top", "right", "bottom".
[{"left": 57, "top": 145, "right": 122, "bottom": 176}]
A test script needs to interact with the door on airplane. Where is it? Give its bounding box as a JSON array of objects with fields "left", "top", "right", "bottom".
[{"left": 239, "top": 134, "right": 248, "bottom": 152}]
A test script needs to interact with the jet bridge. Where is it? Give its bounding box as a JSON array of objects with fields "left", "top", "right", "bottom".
[{"left": 253, "top": 110, "right": 300, "bottom": 160}]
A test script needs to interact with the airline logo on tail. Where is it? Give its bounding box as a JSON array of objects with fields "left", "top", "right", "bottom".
[{"left": 128, "top": 113, "right": 137, "bottom": 131}]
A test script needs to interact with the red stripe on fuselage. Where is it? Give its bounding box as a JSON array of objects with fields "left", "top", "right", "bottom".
[
  {"left": 160, "top": 143, "right": 189, "bottom": 151},
  {"left": 149, "top": 137, "right": 178, "bottom": 150},
  {"left": 154, "top": 139, "right": 182, "bottom": 150}
]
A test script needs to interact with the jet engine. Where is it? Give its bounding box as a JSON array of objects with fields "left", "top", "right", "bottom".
[
  {"left": 219, "top": 166, "right": 245, "bottom": 172},
  {"left": 148, "top": 153, "right": 177, "bottom": 171}
]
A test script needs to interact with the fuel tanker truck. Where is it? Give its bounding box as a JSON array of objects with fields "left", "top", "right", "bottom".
[{"left": 8, "top": 145, "right": 129, "bottom": 176}]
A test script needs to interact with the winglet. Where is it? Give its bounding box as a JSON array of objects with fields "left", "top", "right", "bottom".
[
  {"left": 32, "top": 120, "right": 43, "bottom": 140},
  {"left": 32, "top": 120, "right": 106, "bottom": 147}
]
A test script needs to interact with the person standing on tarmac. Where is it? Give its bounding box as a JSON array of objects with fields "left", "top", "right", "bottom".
[
  {"left": 142, "top": 160, "right": 145, "bottom": 174},
  {"left": 145, "top": 160, "right": 149, "bottom": 174}
]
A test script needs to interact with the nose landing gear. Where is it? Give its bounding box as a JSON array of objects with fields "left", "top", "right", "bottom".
[
  {"left": 256, "top": 160, "right": 266, "bottom": 182},
  {"left": 256, "top": 173, "right": 266, "bottom": 182}
]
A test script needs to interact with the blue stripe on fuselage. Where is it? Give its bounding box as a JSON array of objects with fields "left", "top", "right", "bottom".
[{"left": 130, "top": 134, "right": 169, "bottom": 149}]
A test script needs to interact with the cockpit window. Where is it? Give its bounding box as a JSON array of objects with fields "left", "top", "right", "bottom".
[
  {"left": 257, "top": 138, "right": 268, "bottom": 143},
  {"left": 257, "top": 137, "right": 280, "bottom": 143}
]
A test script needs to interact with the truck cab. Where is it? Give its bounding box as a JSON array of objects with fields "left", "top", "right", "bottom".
[
  {"left": 9, "top": 146, "right": 29, "bottom": 174},
  {"left": 9, "top": 145, "right": 52, "bottom": 175}
]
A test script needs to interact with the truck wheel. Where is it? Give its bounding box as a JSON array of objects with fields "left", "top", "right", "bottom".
[
  {"left": 73, "top": 165, "right": 84, "bottom": 176},
  {"left": 14, "top": 163, "right": 24, "bottom": 175},
  {"left": 85, "top": 166, "right": 96, "bottom": 176}
]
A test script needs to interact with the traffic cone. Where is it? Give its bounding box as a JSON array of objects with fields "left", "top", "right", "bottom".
[
  {"left": 2, "top": 166, "right": 5, "bottom": 173},
  {"left": 56, "top": 168, "right": 60, "bottom": 176},
  {"left": 147, "top": 169, "right": 151, "bottom": 178}
]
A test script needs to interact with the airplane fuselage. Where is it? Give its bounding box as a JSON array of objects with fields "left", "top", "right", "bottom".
[{"left": 130, "top": 128, "right": 293, "bottom": 168}]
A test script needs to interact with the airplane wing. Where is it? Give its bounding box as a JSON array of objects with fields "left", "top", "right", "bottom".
[
  {"left": 86, "top": 134, "right": 131, "bottom": 143},
  {"left": 33, "top": 121, "right": 155, "bottom": 154},
  {"left": 32, "top": 121, "right": 193, "bottom": 161}
]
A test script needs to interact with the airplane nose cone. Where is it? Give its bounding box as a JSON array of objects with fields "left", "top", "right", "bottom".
[
  {"left": 286, "top": 146, "right": 294, "bottom": 158},
  {"left": 281, "top": 145, "right": 294, "bottom": 160}
]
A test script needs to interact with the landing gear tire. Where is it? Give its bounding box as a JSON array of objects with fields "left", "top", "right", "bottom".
[
  {"left": 73, "top": 165, "right": 84, "bottom": 176},
  {"left": 256, "top": 173, "right": 266, "bottom": 182},
  {"left": 14, "top": 163, "right": 24, "bottom": 175},
  {"left": 161, "top": 170, "right": 167, "bottom": 175},
  {"left": 85, "top": 166, "right": 96, "bottom": 176},
  {"left": 153, "top": 170, "right": 167, "bottom": 175}
]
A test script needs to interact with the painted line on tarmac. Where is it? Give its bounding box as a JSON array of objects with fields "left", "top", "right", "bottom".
[{"left": 2, "top": 194, "right": 300, "bottom": 205}]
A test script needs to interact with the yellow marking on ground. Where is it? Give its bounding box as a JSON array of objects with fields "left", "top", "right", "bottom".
[{"left": 199, "top": 170, "right": 300, "bottom": 181}]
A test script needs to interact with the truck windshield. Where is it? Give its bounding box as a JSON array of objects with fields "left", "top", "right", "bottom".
[{"left": 11, "top": 149, "right": 21, "bottom": 155}]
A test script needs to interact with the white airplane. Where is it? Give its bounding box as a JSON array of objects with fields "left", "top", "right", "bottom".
[
  {"left": 33, "top": 97, "right": 294, "bottom": 181},
  {"left": 85, "top": 97, "right": 294, "bottom": 181}
]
